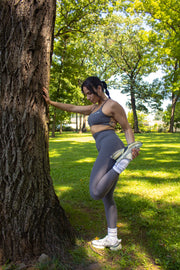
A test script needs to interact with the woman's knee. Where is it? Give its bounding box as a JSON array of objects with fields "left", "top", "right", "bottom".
[{"left": 90, "top": 189, "right": 103, "bottom": 200}]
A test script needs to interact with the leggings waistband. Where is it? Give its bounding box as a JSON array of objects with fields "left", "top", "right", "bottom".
[{"left": 93, "top": 129, "right": 116, "bottom": 140}]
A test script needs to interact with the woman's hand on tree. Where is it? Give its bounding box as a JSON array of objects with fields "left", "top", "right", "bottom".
[{"left": 43, "top": 87, "right": 51, "bottom": 105}]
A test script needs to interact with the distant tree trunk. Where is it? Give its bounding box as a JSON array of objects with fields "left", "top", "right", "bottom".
[
  {"left": 0, "top": 0, "right": 74, "bottom": 264},
  {"left": 59, "top": 122, "right": 63, "bottom": 134},
  {"left": 51, "top": 110, "right": 56, "bottom": 137},
  {"left": 82, "top": 115, "right": 87, "bottom": 132},
  {"left": 130, "top": 83, "right": 140, "bottom": 133},
  {"left": 76, "top": 113, "right": 78, "bottom": 132},
  {"left": 169, "top": 61, "right": 180, "bottom": 133},
  {"left": 79, "top": 114, "right": 82, "bottom": 133},
  {"left": 169, "top": 92, "right": 179, "bottom": 133}
]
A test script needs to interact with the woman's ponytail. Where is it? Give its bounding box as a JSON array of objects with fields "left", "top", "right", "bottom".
[{"left": 101, "top": 81, "right": 111, "bottom": 99}]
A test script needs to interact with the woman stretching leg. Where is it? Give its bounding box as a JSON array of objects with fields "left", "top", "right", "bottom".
[
  {"left": 43, "top": 76, "right": 142, "bottom": 250},
  {"left": 90, "top": 130, "right": 130, "bottom": 249}
]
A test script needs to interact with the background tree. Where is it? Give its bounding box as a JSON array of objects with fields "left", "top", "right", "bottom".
[
  {"left": 162, "top": 60, "right": 180, "bottom": 132},
  {"left": 127, "top": 0, "right": 180, "bottom": 132},
  {"left": 0, "top": 0, "right": 74, "bottom": 263},
  {"left": 163, "top": 102, "right": 180, "bottom": 132},
  {"left": 96, "top": 15, "right": 162, "bottom": 132},
  {"left": 127, "top": 111, "right": 149, "bottom": 132},
  {"left": 49, "top": 0, "right": 113, "bottom": 133}
]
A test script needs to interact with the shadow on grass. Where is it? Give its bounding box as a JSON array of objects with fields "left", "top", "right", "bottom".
[{"left": 49, "top": 133, "right": 180, "bottom": 269}]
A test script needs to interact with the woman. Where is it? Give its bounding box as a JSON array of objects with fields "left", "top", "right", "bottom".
[{"left": 43, "top": 76, "right": 142, "bottom": 250}]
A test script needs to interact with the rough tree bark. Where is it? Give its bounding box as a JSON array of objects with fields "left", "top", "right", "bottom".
[{"left": 0, "top": 0, "right": 74, "bottom": 263}]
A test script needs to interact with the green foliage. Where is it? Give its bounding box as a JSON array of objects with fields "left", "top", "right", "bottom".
[
  {"left": 49, "top": 0, "right": 116, "bottom": 129},
  {"left": 55, "top": 0, "right": 111, "bottom": 38},
  {"left": 50, "top": 0, "right": 179, "bottom": 132},
  {"left": 123, "top": 76, "right": 165, "bottom": 112},
  {"left": 92, "top": 13, "right": 165, "bottom": 132},
  {"left": 128, "top": 0, "right": 180, "bottom": 60},
  {"left": 127, "top": 110, "right": 149, "bottom": 131},
  {"left": 124, "top": 0, "right": 180, "bottom": 131}
]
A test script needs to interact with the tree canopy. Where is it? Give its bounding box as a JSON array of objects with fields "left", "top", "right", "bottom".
[
  {"left": 124, "top": 0, "right": 180, "bottom": 131},
  {"left": 49, "top": 0, "right": 180, "bottom": 132}
]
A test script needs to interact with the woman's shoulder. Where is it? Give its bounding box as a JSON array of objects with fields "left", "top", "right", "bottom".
[
  {"left": 106, "top": 99, "right": 124, "bottom": 110},
  {"left": 103, "top": 99, "right": 126, "bottom": 118}
]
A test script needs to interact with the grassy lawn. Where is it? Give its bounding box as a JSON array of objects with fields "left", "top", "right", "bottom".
[{"left": 48, "top": 132, "right": 180, "bottom": 270}]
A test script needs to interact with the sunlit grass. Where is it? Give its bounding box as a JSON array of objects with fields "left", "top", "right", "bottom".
[
  {"left": 76, "top": 157, "right": 96, "bottom": 163},
  {"left": 49, "top": 132, "right": 180, "bottom": 270},
  {"left": 54, "top": 185, "right": 73, "bottom": 197}
]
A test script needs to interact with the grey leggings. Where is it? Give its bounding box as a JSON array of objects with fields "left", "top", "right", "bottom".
[{"left": 90, "top": 130, "right": 124, "bottom": 228}]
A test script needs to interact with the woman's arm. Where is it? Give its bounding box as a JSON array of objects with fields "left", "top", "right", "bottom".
[
  {"left": 110, "top": 100, "right": 139, "bottom": 159},
  {"left": 107, "top": 100, "right": 134, "bottom": 144},
  {"left": 43, "top": 87, "right": 94, "bottom": 115}
]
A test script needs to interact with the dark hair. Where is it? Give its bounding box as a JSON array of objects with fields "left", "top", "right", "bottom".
[{"left": 81, "top": 76, "right": 111, "bottom": 99}]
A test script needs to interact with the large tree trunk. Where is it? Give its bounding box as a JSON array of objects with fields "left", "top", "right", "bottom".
[{"left": 0, "top": 0, "right": 74, "bottom": 263}]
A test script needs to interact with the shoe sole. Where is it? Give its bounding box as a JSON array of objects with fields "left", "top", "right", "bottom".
[
  {"left": 91, "top": 241, "right": 122, "bottom": 251},
  {"left": 110, "top": 243, "right": 122, "bottom": 251},
  {"left": 111, "top": 141, "right": 143, "bottom": 162}
]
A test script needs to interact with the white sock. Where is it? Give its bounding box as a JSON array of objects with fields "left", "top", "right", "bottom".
[
  {"left": 113, "top": 158, "right": 130, "bottom": 174},
  {"left": 108, "top": 227, "right": 118, "bottom": 241}
]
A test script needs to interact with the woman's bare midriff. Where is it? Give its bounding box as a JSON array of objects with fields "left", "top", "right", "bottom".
[{"left": 90, "top": 125, "right": 114, "bottom": 135}]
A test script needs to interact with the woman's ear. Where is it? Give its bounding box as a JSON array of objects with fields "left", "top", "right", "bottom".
[{"left": 97, "top": 85, "right": 103, "bottom": 95}]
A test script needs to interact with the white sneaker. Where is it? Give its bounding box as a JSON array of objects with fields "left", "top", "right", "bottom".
[
  {"left": 91, "top": 236, "right": 122, "bottom": 250},
  {"left": 111, "top": 141, "right": 143, "bottom": 162}
]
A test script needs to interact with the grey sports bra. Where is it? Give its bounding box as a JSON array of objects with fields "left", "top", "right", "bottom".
[{"left": 88, "top": 100, "right": 115, "bottom": 127}]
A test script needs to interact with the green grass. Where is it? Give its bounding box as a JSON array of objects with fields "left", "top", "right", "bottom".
[{"left": 48, "top": 132, "right": 180, "bottom": 270}]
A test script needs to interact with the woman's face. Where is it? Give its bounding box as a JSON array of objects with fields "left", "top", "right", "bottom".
[{"left": 83, "top": 86, "right": 100, "bottom": 104}]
